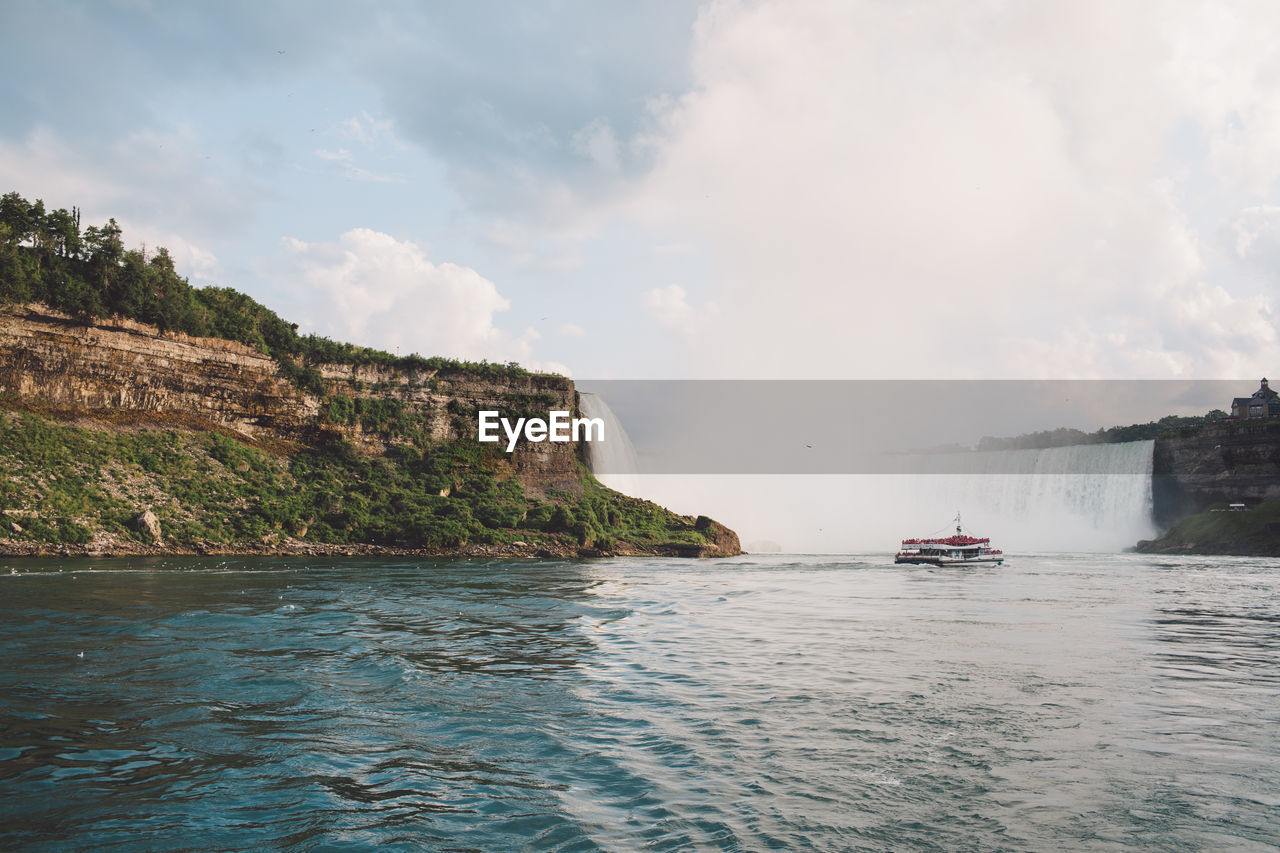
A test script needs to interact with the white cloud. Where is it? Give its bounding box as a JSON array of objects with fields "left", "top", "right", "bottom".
[
  {"left": 559, "top": 322, "right": 586, "bottom": 337},
  {"left": 313, "top": 148, "right": 403, "bottom": 183},
  {"left": 571, "top": 118, "right": 621, "bottom": 172},
  {"left": 1165, "top": 4, "right": 1280, "bottom": 194},
  {"left": 652, "top": 241, "right": 693, "bottom": 257},
  {"left": 478, "top": 218, "right": 586, "bottom": 271},
  {"left": 0, "top": 127, "right": 119, "bottom": 214},
  {"left": 1232, "top": 205, "right": 1280, "bottom": 265},
  {"left": 339, "top": 111, "right": 406, "bottom": 151},
  {"left": 283, "top": 228, "right": 566, "bottom": 372},
  {"left": 0, "top": 124, "right": 255, "bottom": 245},
  {"left": 618, "top": 0, "right": 1280, "bottom": 378},
  {"left": 646, "top": 283, "right": 717, "bottom": 335}
]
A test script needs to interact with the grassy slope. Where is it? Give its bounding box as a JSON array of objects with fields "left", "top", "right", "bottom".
[
  {"left": 1135, "top": 500, "right": 1280, "bottom": 555},
  {"left": 0, "top": 409, "right": 716, "bottom": 555}
]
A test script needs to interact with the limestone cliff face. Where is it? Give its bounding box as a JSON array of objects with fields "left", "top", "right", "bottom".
[
  {"left": 0, "top": 305, "right": 315, "bottom": 436},
  {"left": 0, "top": 304, "right": 581, "bottom": 494},
  {"left": 314, "top": 362, "right": 581, "bottom": 494},
  {"left": 1152, "top": 420, "right": 1280, "bottom": 526}
]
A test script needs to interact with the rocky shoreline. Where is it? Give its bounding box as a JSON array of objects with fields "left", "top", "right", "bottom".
[
  {"left": 1133, "top": 498, "right": 1280, "bottom": 556},
  {"left": 0, "top": 516, "right": 743, "bottom": 561},
  {"left": 1133, "top": 539, "right": 1280, "bottom": 556},
  {"left": 0, "top": 539, "right": 740, "bottom": 561}
]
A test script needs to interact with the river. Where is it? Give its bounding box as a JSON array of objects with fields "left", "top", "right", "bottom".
[{"left": 1, "top": 554, "right": 1277, "bottom": 850}]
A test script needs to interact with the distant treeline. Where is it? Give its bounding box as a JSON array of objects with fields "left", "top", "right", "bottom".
[
  {"left": 977, "top": 411, "right": 1229, "bottom": 452},
  {"left": 0, "top": 191, "right": 536, "bottom": 390}
]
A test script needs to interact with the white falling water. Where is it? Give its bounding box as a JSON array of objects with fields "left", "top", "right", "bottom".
[{"left": 578, "top": 392, "right": 643, "bottom": 497}]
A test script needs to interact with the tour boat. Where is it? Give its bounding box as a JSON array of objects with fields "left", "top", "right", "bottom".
[{"left": 895, "top": 514, "right": 1004, "bottom": 566}]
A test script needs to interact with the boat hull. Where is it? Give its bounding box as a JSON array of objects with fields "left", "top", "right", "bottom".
[{"left": 894, "top": 555, "right": 1004, "bottom": 566}]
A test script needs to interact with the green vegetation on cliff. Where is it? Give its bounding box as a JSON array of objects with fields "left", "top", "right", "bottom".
[
  {"left": 977, "top": 411, "right": 1230, "bottom": 452},
  {"left": 0, "top": 409, "right": 718, "bottom": 554},
  {"left": 0, "top": 191, "right": 738, "bottom": 556},
  {"left": 1136, "top": 501, "right": 1280, "bottom": 556}
]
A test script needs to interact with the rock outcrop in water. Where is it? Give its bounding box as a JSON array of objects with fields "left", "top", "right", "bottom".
[{"left": 694, "top": 516, "right": 741, "bottom": 557}]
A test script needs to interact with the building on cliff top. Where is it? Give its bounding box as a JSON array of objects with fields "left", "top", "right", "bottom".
[{"left": 1230, "top": 378, "right": 1280, "bottom": 419}]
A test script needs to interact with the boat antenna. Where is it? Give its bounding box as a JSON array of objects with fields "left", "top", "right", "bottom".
[{"left": 955, "top": 511, "right": 962, "bottom": 535}]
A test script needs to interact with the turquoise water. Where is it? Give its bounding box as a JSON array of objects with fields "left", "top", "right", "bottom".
[{"left": 1, "top": 554, "right": 1278, "bottom": 851}]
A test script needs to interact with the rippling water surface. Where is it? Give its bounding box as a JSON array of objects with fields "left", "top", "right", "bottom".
[{"left": 1, "top": 554, "right": 1278, "bottom": 850}]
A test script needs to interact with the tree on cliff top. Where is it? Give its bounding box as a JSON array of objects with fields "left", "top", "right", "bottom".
[{"left": 0, "top": 190, "right": 540, "bottom": 382}]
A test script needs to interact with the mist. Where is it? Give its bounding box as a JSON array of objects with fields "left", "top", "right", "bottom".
[{"left": 579, "top": 385, "right": 1169, "bottom": 553}]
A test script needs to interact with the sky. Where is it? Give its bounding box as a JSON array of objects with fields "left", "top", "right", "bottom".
[
  {"left": 4, "top": 0, "right": 1280, "bottom": 384},
  {"left": 8, "top": 0, "right": 1280, "bottom": 552}
]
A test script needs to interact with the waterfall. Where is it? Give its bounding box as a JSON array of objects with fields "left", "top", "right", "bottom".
[
  {"left": 578, "top": 392, "right": 643, "bottom": 497},
  {"left": 567, "top": 394, "right": 1157, "bottom": 553},
  {"left": 618, "top": 440, "right": 1157, "bottom": 554},
  {"left": 892, "top": 440, "right": 1157, "bottom": 552}
]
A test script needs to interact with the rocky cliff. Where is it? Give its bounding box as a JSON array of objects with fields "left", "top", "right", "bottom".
[
  {"left": 1152, "top": 420, "right": 1280, "bottom": 527},
  {"left": 0, "top": 303, "right": 580, "bottom": 495},
  {"left": 0, "top": 304, "right": 314, "bottom": 433},
  {"left": 0, "top": 302, "right": 740, "bottom": 558},
  {"left": 1136, "top": 498, "right": 1280, "bottom": 556}
]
